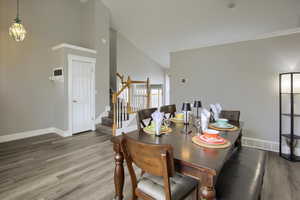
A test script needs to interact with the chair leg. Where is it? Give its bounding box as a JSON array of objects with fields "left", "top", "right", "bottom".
[
  {"left": 132, "top": 188, "right": 138, "bottom": 200},
  {"left": 192, "top": 186, "right": 199, "bottom": 200}
]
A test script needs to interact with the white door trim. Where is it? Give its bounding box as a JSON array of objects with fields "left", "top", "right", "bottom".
[{"left": 68, "top": 54, "right": 96, "bottom": 136}]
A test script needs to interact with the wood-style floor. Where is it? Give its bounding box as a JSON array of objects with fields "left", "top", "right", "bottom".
[
  {"left": 0, "top": 131, "right": 299, "bottom": 200},
  {"left": 261, "top": 151, "right": 300, "bottom": 200}
]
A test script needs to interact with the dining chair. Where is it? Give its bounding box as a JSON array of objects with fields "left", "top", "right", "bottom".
[
  {"left": 120, "top": 134, "right": 198, "bottom": 200},
  {"left": 160, "top": 104, "right": 177, "bottom": 119},
  {"left": 220, "top": 110, "right": 242, "bottom": 149},
  {"left": 136, "top": 107, "right": 157, "bottom": 131},
  {"left": 220, "top": 110, "right": 240, "bottom": 122}
]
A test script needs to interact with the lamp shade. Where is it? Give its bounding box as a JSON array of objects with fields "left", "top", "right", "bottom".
[
  {"left": 193, "top": 100, "right": 202, "bottom": 108},
  {"left": 9, "top": 21, "right": 26, "bottom": 42},
  {"left": 182, "top": 102, "right": 191, "bottom": 111}
]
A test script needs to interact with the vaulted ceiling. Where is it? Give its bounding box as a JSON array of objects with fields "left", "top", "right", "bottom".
[{"left": 102, "top": 0, "right": 300, "bottom": 67}]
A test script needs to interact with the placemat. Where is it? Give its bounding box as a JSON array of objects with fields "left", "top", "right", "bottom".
[
  {"left": 208, "top": 124, "right": 239, "bottom": 132},
  {"left": 143, "top": 127, "right": 173, "bottom": 135},
  {"left": 192, "top": 136, "right": 231, "bottom": 149}
]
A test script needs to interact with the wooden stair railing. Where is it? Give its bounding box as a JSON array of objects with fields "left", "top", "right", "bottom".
[{"left": 112, "top": 75, "right": 150, "bottom": 135}]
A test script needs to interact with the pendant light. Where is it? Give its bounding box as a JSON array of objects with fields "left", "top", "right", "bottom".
[{"left": 9, "top": 0, "right": 27, "bottom": 42}]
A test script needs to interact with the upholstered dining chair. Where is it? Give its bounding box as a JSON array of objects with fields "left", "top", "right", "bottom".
[
  {"left": 160, "top": 104, "right": 177, "bottom": 119},
  {"left": 220, "top": 110, "right": 240, "bottom": 122},
  {"left": 120, "top": 134, "right": 198, "bottom": 200},
  {"left": 220, "top": 110, "right": 242, "bottom": 149},
  {"left": 136, "top": 107, "right": 157, "bottom": 131}
]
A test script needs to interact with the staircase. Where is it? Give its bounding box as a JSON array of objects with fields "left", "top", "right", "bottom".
[
  {"left": 96, "top": 73, "right": 151, "bottom": 136},
  {"left": 96, "top": 111, "right": 113, "bottom": 135}
]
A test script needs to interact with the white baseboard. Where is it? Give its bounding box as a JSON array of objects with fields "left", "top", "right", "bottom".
[
  {"left": 0, "top": 128, "right": 56, "bottom": 143},
  {"left": 242, "top": 136, "right": 300, "bottom": 155},
  {"left": 51, "top": 128, "right": 71, "bottom": 137},
  {"left": 242, "top": 137, "right": 279, "bottom": 152},
  {"left": 0, "top": 127, "right": 72, "bottom": 143}
]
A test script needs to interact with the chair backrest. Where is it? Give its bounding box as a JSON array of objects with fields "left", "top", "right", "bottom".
[
  {"left": 220, "top": 110, "right": 240, "bottom": 122},
  {"left": 136, "top": 107, "right": 157, "bottom": 131},
  {"left": 121, "top": 135, "right": 175, "bottom": 199},
  {"left": 160, "top": 104, "right": 177, "bottom": 119}
]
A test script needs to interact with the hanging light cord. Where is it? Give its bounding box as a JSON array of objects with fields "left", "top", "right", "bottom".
[{"left": 15, "top": 0, "right": 20, "bottom": 22}]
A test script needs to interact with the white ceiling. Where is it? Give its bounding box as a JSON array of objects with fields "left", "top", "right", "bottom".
[{"left": 102, "top": 0, "right": 300, "bottom": 67}]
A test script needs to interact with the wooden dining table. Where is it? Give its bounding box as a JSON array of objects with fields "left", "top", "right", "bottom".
[{"left": 111, "top": 121, "right": 242, "bottom": 200}]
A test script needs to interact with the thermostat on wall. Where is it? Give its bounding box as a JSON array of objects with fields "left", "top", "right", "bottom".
[{"left": 49, "top": 67, "right": 64, "bottom": 82}]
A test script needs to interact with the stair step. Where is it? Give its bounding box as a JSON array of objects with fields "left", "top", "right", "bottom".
[
  {"left": 101, "top": 116, "right": 113, "bottom": 127},
  {"left": 108, "top": 111, "right": 113, "bottom": 118},
  {"left": 96, "top": 124, "right": 112, "bottom": 136}
]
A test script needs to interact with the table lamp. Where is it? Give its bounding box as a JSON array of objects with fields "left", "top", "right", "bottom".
[
  {"left": 182, "top": 102, "right": 192, "bottom": 134},
  {"left": 193, "top": 100, "right": 202, "bottom": 118},
  {"left": 182, "top": 102, "right": 191, "bottom": 125}
]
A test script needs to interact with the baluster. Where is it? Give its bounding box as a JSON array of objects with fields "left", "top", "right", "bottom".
[
  {"left": 143, "top": 88, "right": 145, "bottom": 109},
  {"left": 140, "top": 90, "right": 142, "bottom": 110},
  {"left": 137, "top": 90, "right": 139, "bottom": 111},
  {"left": 132, "top": 91, "right": 134, "bottom": 112},
  {"left": 127, "top": 101, "right": 129, "bottom": 120},
  {"left": 117, "top": 98, "right": 120, "bottom": 128},
  {"left": 123, "top": 99, "right": 126, "bottom": 122},
  {"left": 120, "top": 99, "right": 123, "bottom": 128}
]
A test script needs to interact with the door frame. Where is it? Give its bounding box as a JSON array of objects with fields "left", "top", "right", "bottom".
[{"left": 68, "top": 54, "right": 96, "bottom": 136}]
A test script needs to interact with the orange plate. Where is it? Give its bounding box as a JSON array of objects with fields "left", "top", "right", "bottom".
[{"left": 196, "top": 135, "right": 227, "bottom": 145}]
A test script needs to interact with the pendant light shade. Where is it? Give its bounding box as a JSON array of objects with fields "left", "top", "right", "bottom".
[{"left": 9, "top": 0, "right": 26, "bottom": 42}]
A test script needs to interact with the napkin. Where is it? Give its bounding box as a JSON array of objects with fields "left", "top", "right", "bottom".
[
  {"left": 201, "top": 108, "right": 210, "bottom": 132},
  {"left": 210, "top": 104, "right": 218, "bottom": 120},
  {"left": 151, "top": 110, "right": 164, "bottom": 136},
  {"left": 216, "top": 103, "right": 222, "bottom": 115},
  {"left": 210, "top": 104, "right": 222, "bottom": 120}
]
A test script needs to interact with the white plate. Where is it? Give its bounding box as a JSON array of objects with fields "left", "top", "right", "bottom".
[{"left": 212, "top": 123, "right": 234, "bottom": 129}]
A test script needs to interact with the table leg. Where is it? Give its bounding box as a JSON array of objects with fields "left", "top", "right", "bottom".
[
  {"left": 199, "top": 174, "right": 216, "bottom": 200},
  {"left": 200, "top": 186, "right": 216, "bottom": 200},
  {"left": 236, "top": 131, "right": 242, "bottom": 149},
  {"left": 114, "top": 144, "right": 124, "bottom": 200}
]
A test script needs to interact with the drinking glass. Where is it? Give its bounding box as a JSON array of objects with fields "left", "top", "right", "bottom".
[
  {"left": 194, "top": 118, "right": 202, "bottom": 135},
  {"left": 164, "top": 119, "right": 171, "bottom": 129}
]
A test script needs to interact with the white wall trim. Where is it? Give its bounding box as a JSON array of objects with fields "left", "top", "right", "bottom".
[
  {"left": 52, "top": 43, "right": 97, "bottom": 54},
  {"left": 242, "top": 136, "right": 279, "bottom": 152},
  {"left": 0, "top": 127, "right": 73, "bottom": 143},
  {"left": 173, "top": 27, "right": 300, "bottom": 53},
  {"left": 242, "top": 136, "right": 300, "bottom": 155},
  {"left": 68, "top": 54, "right": 96, "bottom": 135},
  {"left": 0, "top": 128, "right": 55, "bottom": 143},
  {"left": 51, "top": 128, "right": 72, "bottom": 137}
]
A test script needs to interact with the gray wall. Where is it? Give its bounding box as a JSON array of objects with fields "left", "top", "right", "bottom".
[
  {"left": 0, "top": 0, "right": 110, "bottom": 135},
  {"left": 0, "top": 0, "right": 5, "bottom": 131},
  {"left": 117, "top": 33, "right": 165, "bottom": 85},
  {"left": 170, "top": 33, "right": 300, "bottom": 142},
  {"left": 94, "top": 0, "right": 110, "bottom": 117},
  {"left": 110, "top": 29, "right": 117, "bottom": 92}
]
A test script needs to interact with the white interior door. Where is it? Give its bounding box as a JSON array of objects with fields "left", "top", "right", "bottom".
[{"left": 69, "top": 55, "right": 95, "bottom": 134}]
